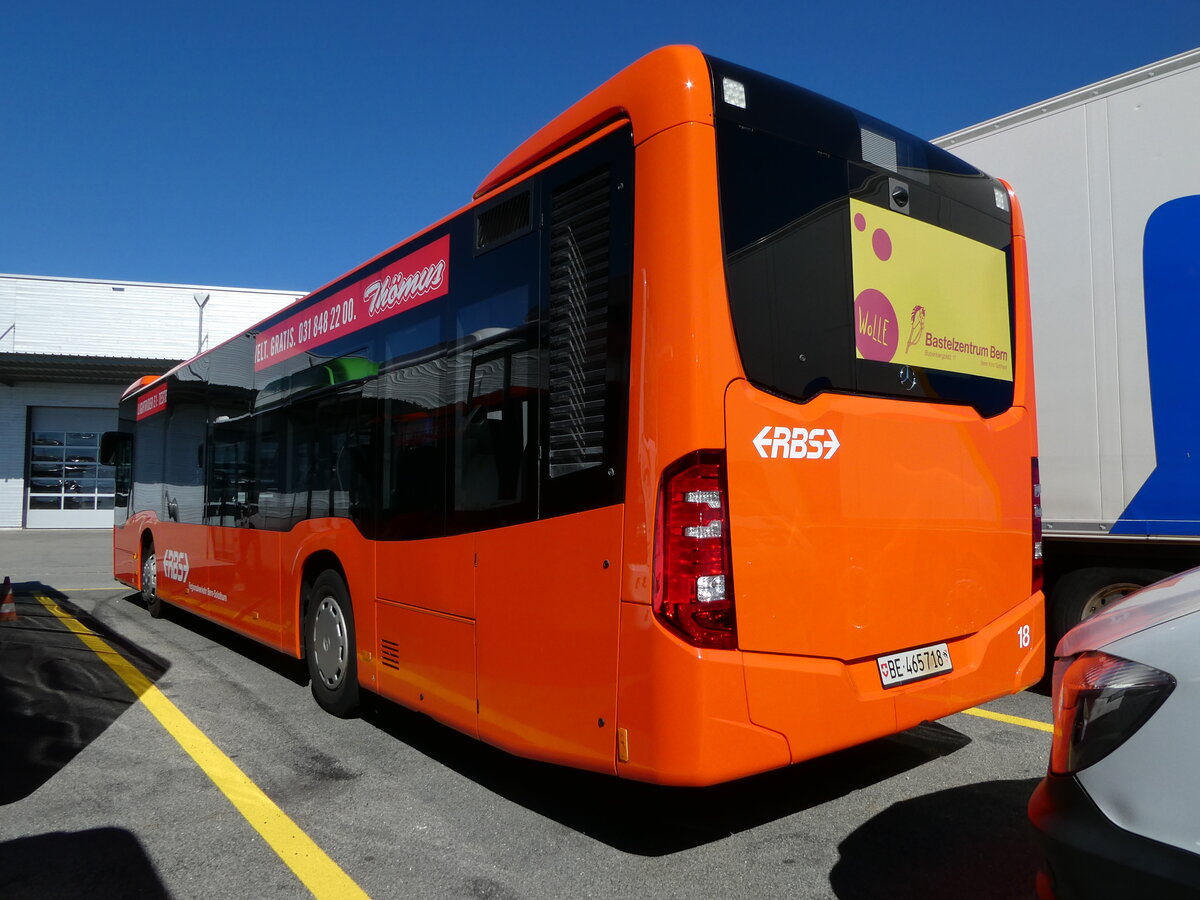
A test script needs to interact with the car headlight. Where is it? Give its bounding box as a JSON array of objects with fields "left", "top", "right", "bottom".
[{"left": 1050, "top": 650, "right": 1176, "bottom": 775}]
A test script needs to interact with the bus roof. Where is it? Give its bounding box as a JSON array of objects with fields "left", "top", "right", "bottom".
[{"left": 474, "top": 45, "right": 713, "bottom": 199}]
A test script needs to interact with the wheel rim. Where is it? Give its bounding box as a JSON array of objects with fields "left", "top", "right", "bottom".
[
  {"left": 1079, "top": 582, "right": 1142, "bottom": 622},
  {"left": 311, "top": 595, "right": 348, "bottom": 688},
  {"left": 142, "top": 551, "right": 156, "bottom": 600}
]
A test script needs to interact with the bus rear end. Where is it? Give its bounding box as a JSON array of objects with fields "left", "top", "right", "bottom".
[{"left": 616, "top": 52, "right": 1043, "bottom": 785}]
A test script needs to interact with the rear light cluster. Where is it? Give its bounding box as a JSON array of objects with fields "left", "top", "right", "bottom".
[
  {"left": 1050, "top": 650, "right": 1175, "bottom": 775},
  {"left": 1033, "top": 457, "right": 1044, "bottom": 594},
  {"left": 653, "top": 450, "right": 737, "bottom": 650}
]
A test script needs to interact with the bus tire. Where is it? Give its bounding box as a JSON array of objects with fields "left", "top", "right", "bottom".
[
  {"left": 305, "top": 570, "right": 359, "bottom": 718},
  {"left": 1050, "top": 567, "right": 1171, "bottom": 645},
  {"left": 142, "top": 539, "right": 164, "bottom": 618}
]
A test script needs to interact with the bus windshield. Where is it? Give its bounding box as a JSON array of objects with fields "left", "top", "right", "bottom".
[{"left": 712, "top": 58, "right": 1016, "bottom": 417}]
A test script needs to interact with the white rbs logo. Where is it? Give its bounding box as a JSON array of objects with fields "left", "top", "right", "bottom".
[
  {"left": 752, "top": 426, "right": 841, "bottom": 460},
  {"left": 162, "top": 549, "right": 190, "bottom": 582}
]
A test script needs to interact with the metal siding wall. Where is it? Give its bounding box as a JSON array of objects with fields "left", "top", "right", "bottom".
[{"left": 0, "top": 275, "right": 302, "bottom": 359}]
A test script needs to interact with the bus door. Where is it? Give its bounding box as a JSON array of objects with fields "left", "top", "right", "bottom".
[{"left": 201, "top": 409, "right": 283, "bottom": 647}]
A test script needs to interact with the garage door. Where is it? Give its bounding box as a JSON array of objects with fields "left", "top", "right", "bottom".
[{"left": 27, "top": 407, "right": 117, "bottom": 529}]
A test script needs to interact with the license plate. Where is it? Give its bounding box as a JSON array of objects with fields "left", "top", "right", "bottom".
[{"left": 877, "top": 642, "right": 953, "bottom": 688}]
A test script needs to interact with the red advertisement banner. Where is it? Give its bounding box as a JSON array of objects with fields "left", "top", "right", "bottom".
[
  {"left": 253, "top": 234, "right": 451, "bottom": 371},
  {"left": 136, "top": 383, "right": 168, "bottom": 420}
]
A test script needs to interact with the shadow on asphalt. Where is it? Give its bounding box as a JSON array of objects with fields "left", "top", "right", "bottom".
[
  {"left": 831, "top": 777, "right": 1042, "bottom": 900},
  {"left": 362, "top": 696, "right": 973, "bottom": 855},
  {"left": 0, "top": 584, "right": 169, "bottom": 805},
  {"left": 120, "top": 591, "right": 308, "bottom": 688},
  {"left": 0, "top": 827, "right": 171, "bottom": 899}
]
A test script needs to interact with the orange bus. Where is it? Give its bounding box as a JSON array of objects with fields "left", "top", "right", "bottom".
[{"left": 104, "top": 45, "right": 1044, "bottom": 786}]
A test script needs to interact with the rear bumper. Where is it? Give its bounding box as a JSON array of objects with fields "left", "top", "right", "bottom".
[
  {"left": 1028, "top": 774, "right": 1200, "bottom": 900},
  {"left": 614, "top": 591, "right": 1044, "bottom": 785},
  {"left": 743, "top": 591, "right": 1045, "bottom": 764}
]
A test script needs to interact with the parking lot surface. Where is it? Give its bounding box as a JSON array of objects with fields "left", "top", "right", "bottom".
[{"left": 0, "top": 529, "right": 1053, "bottom": 899}]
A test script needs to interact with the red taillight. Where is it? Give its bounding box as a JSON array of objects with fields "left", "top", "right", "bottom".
[
  {"left": 653, "top": 450, "right": 737, "bottom": 650},
  {"left": 1033, "top": 457, "right": 1044, "bottom": 594}
]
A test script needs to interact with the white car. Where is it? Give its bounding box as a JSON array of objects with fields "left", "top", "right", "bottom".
[{"left": 1029, "top": 569, "right": 1200, "bottom": 898}]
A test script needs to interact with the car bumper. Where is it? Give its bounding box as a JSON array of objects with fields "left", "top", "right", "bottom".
[{"left": 1028, "top": 773, "right": 1200, "bottom": 900}]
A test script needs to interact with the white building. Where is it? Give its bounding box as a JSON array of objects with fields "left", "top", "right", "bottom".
[{"left": 1, "top": 274, "right": 302, "bottom": 529}]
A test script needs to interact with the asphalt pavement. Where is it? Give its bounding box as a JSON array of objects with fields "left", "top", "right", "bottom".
[
  {"left": 0, "top": 528, "right": 116, "bottom": 593},
  {"left": 0, "top": 528, "right": 1054, "bottom": 900}
]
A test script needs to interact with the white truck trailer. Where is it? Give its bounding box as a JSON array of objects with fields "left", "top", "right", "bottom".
[{"left": 935, "top": 48, "right": 1200, "bottom": 640}]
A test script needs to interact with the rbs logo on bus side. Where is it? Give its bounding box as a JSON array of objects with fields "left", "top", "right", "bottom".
[
  {"left": 162, "top": 549, "right": 190, "bottom": 583},
  {"left": 753, "top": 426, "right": 841, "bottom": 460}
]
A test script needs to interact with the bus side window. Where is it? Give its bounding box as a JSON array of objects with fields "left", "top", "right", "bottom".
[
  {"left": 288, "top": 412, "right": 314, "bottom": 527},
  {"left": 165, "top": 398, "right": 207, "bottom": 525},
  {"left": 253, "top": 410, "right": 287, "bottom": 529},
  {"left": 377, "top": 310, "right": 449, "bottom": 540},
  {"left": 131, "top": 414, "right": 166, "bottom": 518},
  {"left": 205, "top": 416, "right": 253, "bottom": 527},
  {"left": 302, "top": 390, "right": 369, "bottom": 522},
  {"left": 451, "top": 285, "right": 539, "bottom": 522},
  {"left": 330, "top": 392, "right": 371, "bottom": 521}
]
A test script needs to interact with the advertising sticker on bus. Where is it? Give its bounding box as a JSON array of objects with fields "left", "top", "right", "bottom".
[
  {"left": 850, "top": 198, "right": 1012, "bottom": 381},
  {"left": 135, "top": 384, "right": 168, "bottom": 420},
  {"left": 253, "top": 234, "right": 451, "bottom": 371}
]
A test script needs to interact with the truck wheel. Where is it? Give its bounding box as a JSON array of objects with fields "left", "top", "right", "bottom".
[
  {"left": 1050, "top": 567, "right": 1170, "bottom": 644},
  {"left": 142, "top": 540, "right": 163, "bottom": 618},
  {"left": 305, "top": 570, "right": 359, "bottom": 718}
]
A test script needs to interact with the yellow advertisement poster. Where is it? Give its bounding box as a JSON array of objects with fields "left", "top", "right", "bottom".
[{"left": 850, "top": 198, "right": 1012, "bottom": 381}]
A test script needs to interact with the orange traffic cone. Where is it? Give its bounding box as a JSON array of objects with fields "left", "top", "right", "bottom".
[{"left": 0, "top": 577, "right": 14, "bottom": 622}]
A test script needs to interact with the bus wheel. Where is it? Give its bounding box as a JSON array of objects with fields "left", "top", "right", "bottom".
[
  {"left": 142, "top": 540, "right": 163, "bottom": 618},
  {"left": 305, "top": 570, "right": 359, "bottom": 717},
  {"left": 1050, "top": 567, "right": 1170, "bottom": 644}
]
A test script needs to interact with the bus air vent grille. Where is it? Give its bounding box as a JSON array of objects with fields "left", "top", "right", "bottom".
[
  {"left": 548, "top": 167, "right": 610, "bottom": 477},
  {"left": 380, "top": 638, "right": 400, "bottom": 670},
  {"left": 476, "top": 190, "right": 532, "bottom": 252}
]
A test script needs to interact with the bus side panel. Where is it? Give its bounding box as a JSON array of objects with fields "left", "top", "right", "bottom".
[
  {"left": 150, "top": 522, "right": 212, "bottom": 610},
  {"left": 475, "top": 506, "right": 624, "bottom": 774},
  {"left": 147, "top": 521, "right": 285, "bottom": 649},
  {"left": 374, "top": 601, "right": 478, "bottom": 739},
  {"left": 202, "top": 525, "right": 283, "bottom": 648},
  {"left": 372, "top": 533, "right": 477, "bottom": 738},
  {"left": 375, "top": 534, "right": 475, "bottom": 620},
  {"left": 614, "top": 602, "right": 791, "bottom": 786}
]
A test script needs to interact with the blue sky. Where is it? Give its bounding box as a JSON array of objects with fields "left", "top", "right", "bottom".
[{"left": 3, "top": 1, "right": 1196, "bottom": 293}]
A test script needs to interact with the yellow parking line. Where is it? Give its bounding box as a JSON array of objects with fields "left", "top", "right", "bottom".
[
  {"left": 960, "top": 706, "right": 1054, "bottom": 733},
  {"left": 34, "top": 593, "right": 372, "bottom": 900}
]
